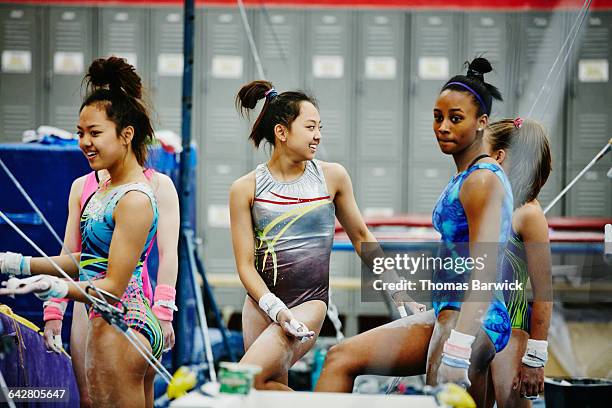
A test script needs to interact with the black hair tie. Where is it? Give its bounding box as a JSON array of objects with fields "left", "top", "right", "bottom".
[{"left": 466, "top": 68, "right": 484, "bottom": 82}]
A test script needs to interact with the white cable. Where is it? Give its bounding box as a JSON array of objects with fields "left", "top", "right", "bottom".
[
  {"left": 236, "top": 0, "right": 265, "bottom": 79},
  {"left": 543, "top": 140, "right": 611, "bottom": 214},
  {"left": 0, "top": 161, "right": 172, "bottom": 384},
  {"left": 0, "top": 157, "right": 107, "bottom": 303},
  {"left": 0, "top": 208, "right": 172, "bottom": 383},
  {"left": 540, "top": 0, "right": 593, "bottom": 118},
  {"left": 526, "top": 0, "right": 592, "bottom": 118}
]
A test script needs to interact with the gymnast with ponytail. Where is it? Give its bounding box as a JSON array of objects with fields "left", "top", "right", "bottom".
[
  {"left": 0, "top": 56, "right": 177, "bottom": 407},
  {"left": 316, "top": 57, "right": 513, "bottom": 407},
  {"left": 230, "top": 80, "right": 424, "bottom": 391}
]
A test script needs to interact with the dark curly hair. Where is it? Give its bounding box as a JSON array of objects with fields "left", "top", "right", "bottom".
[{"left": 81, "top": 56, "right": 154, "bottom": 166}]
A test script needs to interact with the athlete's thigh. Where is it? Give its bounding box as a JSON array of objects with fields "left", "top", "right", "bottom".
[
  {"left": 70, "top": 303, "right": 90, "bottom": 390},
  {"left": 345, "top": 309, "right": 435, "bottom": 376},
  {"left": 242, "top": 295, "right": 274, "bottom": 352}
]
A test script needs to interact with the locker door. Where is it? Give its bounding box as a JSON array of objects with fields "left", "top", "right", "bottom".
[
  {"left": 151, "top": 9, "right": 183, "bottom": 134},
  {"left": 255, "top": 9, "right": 303, "bottom": 91},
  {"left": 46, "top": 7, "right": 94, "bottom": 132},
  {"left": 197, "top": 8, "right": 253, "bottom": 280},
  {"left": 566, "top": 165, "right": 611, "bottom": 217},
  {"left": 408, "top": 166, "right": 454, "bottom": 215},
  {"left": 0, "top": 5, "right": 40, "bottom": 142},
  {"left": 97, "top": 8, "right": 148, "bottom": 84},
  {"left": 408, "top": 12, "right": 461, "bottom": 164},
  {"left": 199, "top": 8, "right": 250, "bottom": 161},
  {"left": 356, "top": 11, "right": 405, "bottom": 161},
  {"left": 305, "top": 10, "right": 354, "bottom": 168},
  {"left": 358, "top": 162, "right": 402, "bottom": 217},
  {"left": 201, "top": 160, "right": 249, "bottom": 274},
  {"left": 567, "top": 12, "right": 611, "bottom": 166},
  {"left": 464, "top": 12, "right": 514, "bottom": 119},
  {"left": 252, "top": 9, "right": 305, "bottom": 167},
  {"left": 516, "top": 12, "right": 568, "bottom": 215},
  {"left": 355, "top": 11, "right": 405, "bottom": 215}
]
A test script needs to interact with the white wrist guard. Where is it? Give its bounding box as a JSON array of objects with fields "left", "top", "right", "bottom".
[
  {"left": 522, "top": 339, "right": 548, "bottom": 368},
  {"left": 448, "top": 329, "right": 476, "bottom": 348},
  {"left": 0, "top": 252, "right": 31, "bottom": 276},
  {"left": 34, "top": 276, "right": 69, "bottom": 301},
  {"left": 258, "top": 292, "right": 288, "bottom": 323}
]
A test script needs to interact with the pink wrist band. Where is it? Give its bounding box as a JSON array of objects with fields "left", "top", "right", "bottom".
[
  {"left": 43, "top": 298, "right": 69, "bottom": 322},
  {"left": 152, "top": 285, "right": 177, "bottom": 322}
]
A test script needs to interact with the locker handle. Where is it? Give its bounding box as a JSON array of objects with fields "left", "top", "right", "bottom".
[
  {"left": 410, "top": 75, "right": 418, "bottom": 96},
  {"left": 201, "top": 73, "right": 209, "bottom": 94},
  {"left": 569, "top": 74, "right": 578, "bottom": 99},
  {"left": 515, "top": 75, "right": 525, "bottom": 98},
  {"left": 356, "top": 78, "right": 364, "bottom": 96},
  {"left": 151, "top": 73, "right": 160, "bottom": 93},
  {"left": 44, "top": 69, "right": 53, "bottom": 90}
]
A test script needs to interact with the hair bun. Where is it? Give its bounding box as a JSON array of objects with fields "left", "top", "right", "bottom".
[
  {"left": 466, "top": 57, "right": 493, "bottom": 80},
  {"left": 85, "top": 56, "right": 142, "bottom": 99}
]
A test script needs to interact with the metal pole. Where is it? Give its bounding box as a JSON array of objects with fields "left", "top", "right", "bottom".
[
  {"left": 543, "top": 139, "right": 611, "bottom": 214},
  {"left": 179, "top": 0, "right": 195, "bottom": 229}
]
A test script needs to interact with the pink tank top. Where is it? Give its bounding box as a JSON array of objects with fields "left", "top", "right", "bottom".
[{"left": 79, "top": 169, "right": 156, "bottom": 302}]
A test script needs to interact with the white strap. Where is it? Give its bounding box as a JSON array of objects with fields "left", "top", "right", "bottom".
[
  {"left": 258, "top": 292, "right": 287, "bottom": 323},
  {"left": 154, "top": 299, "right": 178, "bottom": 311},
  {"left": 522, "top": 339, "right": 548, "bottom": 367},
  {"left": 448, "top": 329, "right": 476, "bottom": 348},
  {"left": 0, "top": 252, "right": 29, "bottom": 275}
]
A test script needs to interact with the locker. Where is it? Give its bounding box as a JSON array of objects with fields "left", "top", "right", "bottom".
[
  {"left": 150, "top": 8, "right": 183, "bottom": 134},
  {"left": 408, "top": 12, "right": 462, "bottom": 164},
  {"left": 0, "top": 5, "right": 40, "bottom": 142},
  {"left": 515, "top": 12, "right": 567, "bottom": 158},
  {"left": 567, "top": 12, "right": 612, "bottom": 165},
  {"left": 201, "top": 159, "right": 249, "bottom": 274},
  {"left": 357, "top": 161, "right": 402, "bottom": 216},
  {"left": 198, "top": 8, "right": 251, "bottom": 161},
  {"left": 255, "top": 9, "right": 304, "bottom": 91},
  {"left": 305, "top": 10, "right": 354, "bottom": 167},
  {"left": 356, "top": 11, "right": 405, "bottom": 161},
  {"left": 408, "top": 165, "right": 454, "bottom": 214},
  {"left": 46, "top": 7, "right": 94, "bottom": 132},
  {"left": 97, "top": 8, "right": 148, "bottom": 84},
  {"left": 251, "top": 9, "right": 305, "bottom": 167},
  {"left": 464, "top": 12, "right": 515, "bottom": 119},
  {"left": 565, "top": 164, "right": 611, "bottom": 217}
]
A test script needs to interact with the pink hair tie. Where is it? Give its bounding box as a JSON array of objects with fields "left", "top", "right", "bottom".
[
  {"left": 153, "top": 284, "right": 177, "bottom": 322},
  {"left": 513, "top": 117, "right": 523, "bottom": 129}
]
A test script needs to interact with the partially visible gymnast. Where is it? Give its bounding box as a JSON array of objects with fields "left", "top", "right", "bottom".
[
  {"left": 486, "top": 119, "right": 553, "bottom": 407},
  {"left": 230, "top": 80, "right": 424, "bottom": 391}
]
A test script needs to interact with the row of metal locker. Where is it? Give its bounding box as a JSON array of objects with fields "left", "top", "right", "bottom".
[{"left": 1, "top": 6, "right": 610, "bottom": 300}]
